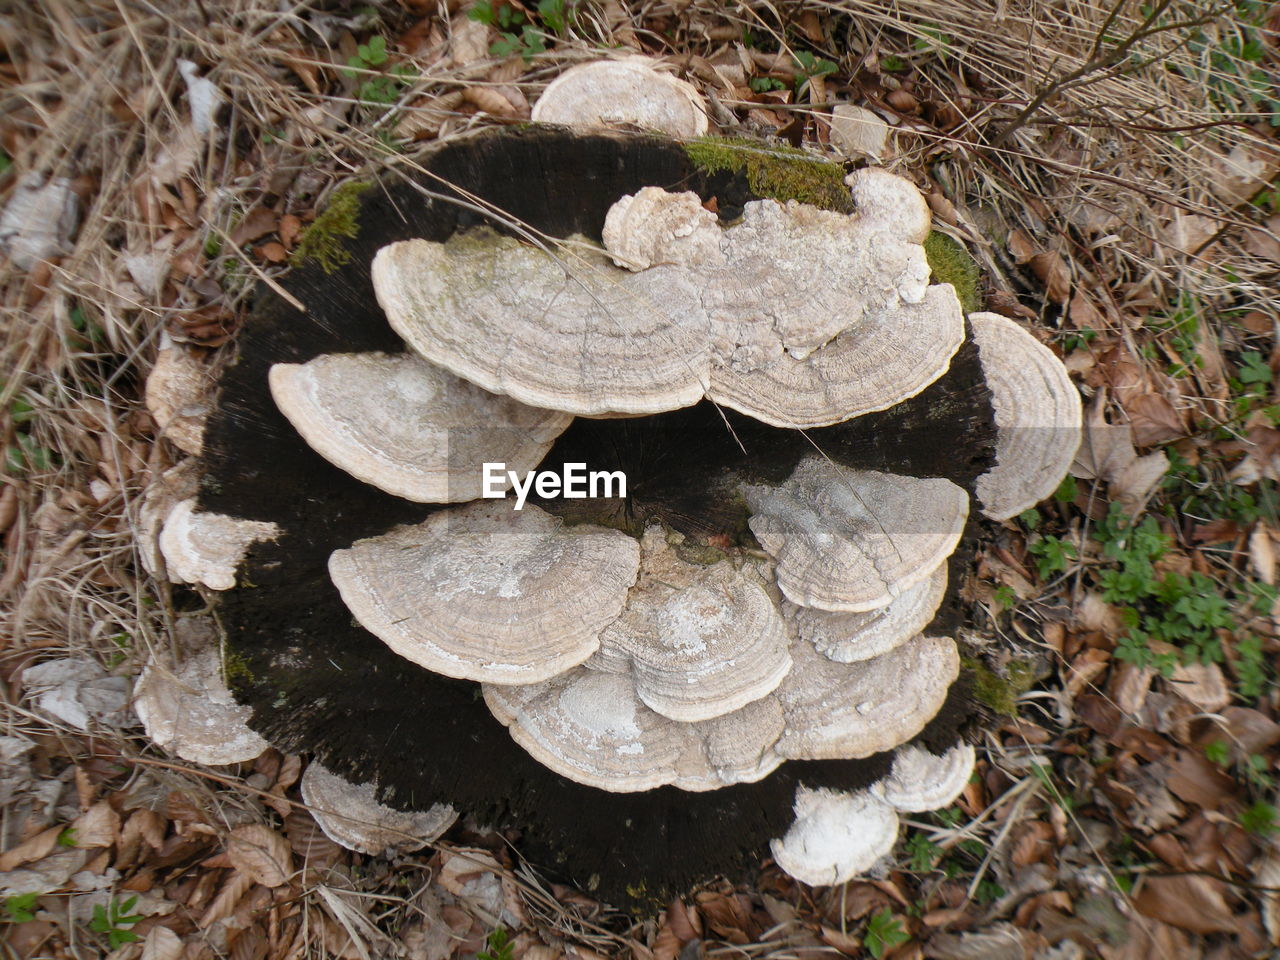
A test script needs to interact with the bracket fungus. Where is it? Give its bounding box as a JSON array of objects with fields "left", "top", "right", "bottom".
[
  {"left": 149, "top": 125, "right": 1083, "bottom": 908},
  {"left": 529, "top": 57, "right": 709, "bottom": 138}
]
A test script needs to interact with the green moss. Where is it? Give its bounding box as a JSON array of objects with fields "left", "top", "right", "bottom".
[
  {"left": 924, "top": 230, "right": 983, "bottom": 314},
  {"left": 684, "top": 137, "right": 854, "bottom": 213},
  {"left": 222, "top": 648, "right": 255, "bottom": 687},
  {"left": 962, "top": 655, "right": 1035, "bottom": 716},
  {"left": 291, "top": 181, "right": 372, "bottom": 273}
]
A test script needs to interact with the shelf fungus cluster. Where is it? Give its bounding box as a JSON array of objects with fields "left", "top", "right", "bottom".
[{"left": 142, "top": 127, "right": 1082, "bottom": 903}]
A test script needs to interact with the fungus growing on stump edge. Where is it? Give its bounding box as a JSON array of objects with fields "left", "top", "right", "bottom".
[{"left": 155, "top": 127, "right": 1081, "bottom": 911}]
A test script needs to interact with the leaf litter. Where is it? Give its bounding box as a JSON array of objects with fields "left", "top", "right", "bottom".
[{"left": 1, "top": 0, "right": 1279, "bottom": 957}]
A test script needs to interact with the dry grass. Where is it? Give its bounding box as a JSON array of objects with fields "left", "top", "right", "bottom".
[{"left": 1, "top": 0, "right": 1277, "bottom": 956}]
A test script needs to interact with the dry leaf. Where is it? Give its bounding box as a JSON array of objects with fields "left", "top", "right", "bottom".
[
  {"left": 71, "top": 801, "right": 119, "bottom": 848},
  {"left": 227, "top": 824, "right": 292, "bottom": 888},
  {"left": 230, "top": 207, "right": 277, "bottom": 246},
  {"left": 1133, "top": 875, "right": 1236, "bottom": 933},
  {"left": 1250, "top": 524, "right": 1276, "bottom": 584},
  {"left": 1125, "top": 393, "right": 1185, "bottom": 447},
  {"left": 1028, "top": 250, "right": 1070, "bottom": 303},
  {"left": 142, "top": 925, "right": 185, "bottom": 960},
  {"left": 1071, "top": 394, "right": 1168, "bottom": 509}
]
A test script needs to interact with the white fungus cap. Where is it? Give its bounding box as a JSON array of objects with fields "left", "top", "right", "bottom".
[
  {"left": 158, "top": 499, "right": 280, "bottom": 591},
  {"left": 876, "top": 742, "right": 976, "bottom": 813},
  {"left": 530, "top": 58, "right": 709, "bottom": 138},
  {"left": 743, "top": 459, "right": 968, "bottom": 612},
  {"left": 133, "top": 648, "right": 268, "bottom": 766},
  {"left": 592, "top": 528, "right": 791, "bottom": 722},
  {"left": 300, "top": 762, "right": 457, "bottom": 856},
  {"left": 328, "top": 501, "right": 640, "bottom": 684},
  {"left": 372, "top": 172, "right": 958, "bottom": 426},
  {"left": 770, "top": 787, "right": 899, "bottom": 886},
  {"left": 268, "top": 351, "right": 571, "bottom": 503},
  {"left": 785, "top": 563, "right": 948, "bottom": 664},
  {"left": 970, "top": 312, "right": 1083, "bottom": 520},
  {"left": 774, "top": 635, "right": 960, "bottom": 760},
  {"left": 483, "top": 669, "right": 785, "bottom": 792}
]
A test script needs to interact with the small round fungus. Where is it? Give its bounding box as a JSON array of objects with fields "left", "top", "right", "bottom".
[{"left": 770, "top": 788, "right": 899, "bottom": 886}]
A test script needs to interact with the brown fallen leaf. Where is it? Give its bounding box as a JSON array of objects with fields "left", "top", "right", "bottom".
[
  {"left": 1071, "top": 393, "right": 1169, "bottom": 509},
  {"left": 1133, "top": 874, "right": 1236, "bottom": 934},
  {"left": 227, "top": 824, "right": 292, "bottom": 888},
  {"left": 230, "top": 206, "right": 278, "bottom": 246},
  {"left": 1124, "top": 392, "right": 1185, "bottom": 447},
  {"left": 71, "top": 801, "right": 119, "bottom": 849},
  {"left": 1250, "top": 524, "right": 1276, "bottom": 584},
  {"left": 1164, "top": 749, "right": 1236, "bottom": 810}
]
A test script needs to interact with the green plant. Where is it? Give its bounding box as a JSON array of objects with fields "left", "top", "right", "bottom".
[
  {"left": 291, "top": 181, "right": 372, "bottom": 273},
  {"left": 1028, "top": 534, "right": 1076, "bottom": 578},
  {"left": 905, "top": 832, "right": 940, "bottom": 871},
  {"left": 3, "top": 894, "right": 37, "bottom": 923},
  {"left": 470, "top": 0, "right": 571, "bottom": 62},
  {"left": 749, "top": 76, "right": 786, "bottom": 93},
  {"left": 1204, "top": 738, "right": 1230, "bottom": 766},
  {"left": 343, "top": 35, "right": 416, "bottom": 104},
  {"left": 1241, "top": 801, "right": 1278, "bottom": 835},
  {"left": 1148, "top": 293, "right": 1203, "bottom": 377},
  {"left": 1030, "top": 762, "right": 1075, "bottom": 812},
  {"left": 792, "top": 50, "right": 838, "bottom": 95},
  {"left": 913, "top": 23, "right": 952, "bottom": 63},
  {"left": 57, "top": 827, "right": 77, "bottom": 847},
  {"left": 863, "top": 908, "right": 910, "bottom": 958},
  {"left": 89, "top": 896, "right": 143, "bottom": 949},
  {"left": 0, "top": 151, "right": 10, "bottom": 175},
  {"left": 1182, "top": 0, "right": 1280, "bottom": 126},
  {"left": 477, "top": 926, "right": 514, "bottom": 960},
  {"left": 992, "top": 584, "right": 1016, "bottom": 611},
  {"left": 3, "top": 379, "right": 55, "bottom": 476}
]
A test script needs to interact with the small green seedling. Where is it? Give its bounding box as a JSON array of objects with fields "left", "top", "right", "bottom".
[
  {"left": 90, "top": 896, "right": 143, "bottom": 949},
  {"left": 344, "top": 35, "right": 416, "bottom": 104},
  {"left": 864, "top": 908, "right": 910, "bottom": 958},
  {"left": 3, "top": 894, "right": 37, "bottom": 923},
  {"left": 478, "top": 926, "right": 515, "bottom": 960}
]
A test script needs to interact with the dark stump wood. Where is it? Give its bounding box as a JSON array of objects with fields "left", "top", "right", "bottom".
[{"left": 198, "top": 126, "right": 995, "bottom": 910}]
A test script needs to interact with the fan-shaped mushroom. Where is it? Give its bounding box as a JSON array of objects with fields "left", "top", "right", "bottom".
[
  {"left": 530, "top": 58, "right": 709, "bottom": 138},
  {"left": 785, "top": 563, "right": 948, "bottom": 663},
  {"left": 591, "top": 528, "right": 791, "bottom": 721},
  {"left": 300, "top": 762, "right": 456, "bottom": 856},
  {"left": 328, "top": 501, "right": 641, "bottom": 684},
  {"left": 269, "top": 351, "right": 571, "bottom": 503},
  {"left": 133, "top": 648, "right": 268, "bottom": 766},
  {"left": 970, "top": 312, "right": 1083, "bottom": 520},
  {"left": 158, "top": 499, "right": 279, "bottom": 591},
  {"left": 743, "top": 459, "right": 968, "bottom": 612},
  {"left": 483, "top": 668, "right": 786, "bottom": 792},
  {"left": 372, "top": 176, "right": 958, "bottom": 424},
  {"left": 775, "top": 635, "right": 960, "bottom": 760},
  {"left": 876, "top": 742, "right": 976, "bottom": 812}
]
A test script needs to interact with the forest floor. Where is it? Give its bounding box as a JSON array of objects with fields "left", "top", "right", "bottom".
[{"left": 2, "top": 0, "right": 1279, "bottom": 957}]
